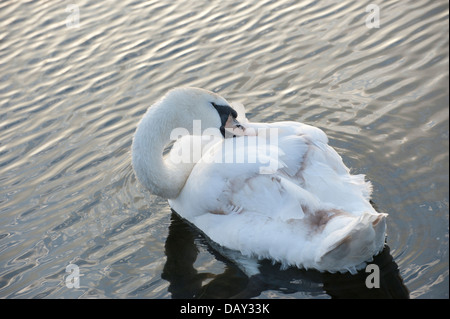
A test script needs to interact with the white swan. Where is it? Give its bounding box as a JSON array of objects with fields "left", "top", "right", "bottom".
[{"left": 132, "top": 87, "right": 387, "bottom": 274}]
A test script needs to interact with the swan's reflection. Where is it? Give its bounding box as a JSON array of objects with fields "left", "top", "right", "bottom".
[{"left": 162, "top": 211, "right": 409, "bottom": 299}]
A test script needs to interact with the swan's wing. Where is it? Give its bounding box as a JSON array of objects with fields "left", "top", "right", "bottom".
[
  {"left": 169, "top": 128, "right": 386, "bottom": 273},
  {"left": 174, "top": 122, "right": 373, "bottom": 217},
  {"left": 183, "top": 166, "right": 385, "bottom": 274},
  {"left": 175, "top": 135, "right": 316, "bottom": 220},
  {"left": 241, "top": 121, "right": 350, "bottom": 178},
  {"left": 254, "top": 121, "right": 373, "bottom": 202}
]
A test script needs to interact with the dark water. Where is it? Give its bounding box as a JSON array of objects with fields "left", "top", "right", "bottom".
[{"left": 0, "top": 0, "right": 448, "bottom": 298}]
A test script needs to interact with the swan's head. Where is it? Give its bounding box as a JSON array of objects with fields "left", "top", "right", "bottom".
[
  {"left": 132, "top": 87, "right": 245, "bottom": 199},
  {"left": 161, "top": 87, "right": 245, "bottom": 137}
]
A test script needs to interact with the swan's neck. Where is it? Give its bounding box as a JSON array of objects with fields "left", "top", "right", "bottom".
[{"left": 132, "top": 102, "right": 194, "bottom": 199}]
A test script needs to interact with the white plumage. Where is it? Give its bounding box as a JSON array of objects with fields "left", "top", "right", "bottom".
[{"left": 132, "top": 87, "right": 387, "bottom": 274}]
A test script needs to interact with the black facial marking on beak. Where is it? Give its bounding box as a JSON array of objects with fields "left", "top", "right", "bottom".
[{"left": 211, "top": 102, "right": 238, "bottom": 138}]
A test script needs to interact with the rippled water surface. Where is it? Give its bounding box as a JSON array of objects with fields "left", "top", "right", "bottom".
[{"left": 0, "top": 0, "right": 448, "bottom": 299}]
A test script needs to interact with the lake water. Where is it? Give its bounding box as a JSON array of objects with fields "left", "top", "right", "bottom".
[{"left": 0, "top": 0, "right": 448, "bottom": 299}]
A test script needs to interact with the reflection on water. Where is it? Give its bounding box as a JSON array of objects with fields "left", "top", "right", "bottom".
[
  {"left": 163, "top": 212, "right": 409, "bottom": 299},
  {"left": 163, "top": 212, "right": 250, "bottom": 299},
  {"left": 0, "top": 0, "right": 448, "bottom": 298}
]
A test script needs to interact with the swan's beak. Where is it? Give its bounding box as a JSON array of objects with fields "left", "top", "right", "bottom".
[{"left": 223, "top": 115, "right": 246, "bottom": 138}]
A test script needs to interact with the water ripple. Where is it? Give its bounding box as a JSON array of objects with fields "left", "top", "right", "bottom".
[{"left": 0, "top": 0, "right": 448, "bottom": 298}]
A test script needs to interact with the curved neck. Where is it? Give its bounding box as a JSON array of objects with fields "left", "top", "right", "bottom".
[{"left": 132, "top": 102, "right": 194, "bottom": 199}]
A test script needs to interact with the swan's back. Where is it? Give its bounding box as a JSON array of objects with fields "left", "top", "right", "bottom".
[{"left": 169, "top": 122, "right": 386, "bottom": 274}]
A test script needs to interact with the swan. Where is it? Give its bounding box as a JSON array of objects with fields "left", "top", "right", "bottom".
[{"left": 131, "top": 87, "right": 387, "bottom": 274}]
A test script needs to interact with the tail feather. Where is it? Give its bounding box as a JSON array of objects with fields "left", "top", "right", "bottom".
[
  {"left": 317, "top": 212, "right": 387, "bottom": 274},
  {"left": 194, "top": 209, "right": 387, "bottom": 274}
]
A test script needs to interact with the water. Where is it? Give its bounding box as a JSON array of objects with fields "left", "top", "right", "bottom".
[{"left": 0, "top": 0, "right": 448, "bottom": 299}]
